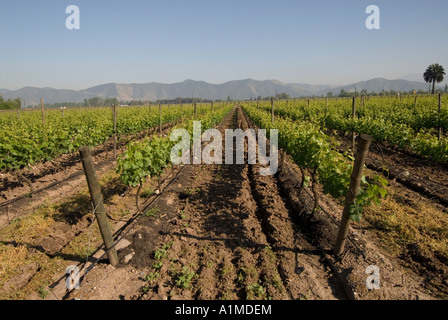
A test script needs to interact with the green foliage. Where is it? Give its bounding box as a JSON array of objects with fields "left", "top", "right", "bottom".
[
  {"left": 116, "top": 104, "right": 232, "bottom": 191},
  {"left": 243, "top": 104, "right": 388, "bottom": 222},
  {"left": 174, "top": 266, "right": 196, "bottom": 289},
  {"left": 255, "top": 95, "right": 448, "bottom": 164},
  {"left": 424, "top": 63, "right": 445, "bottom": 94},
  {"left": 0, "top": 103, "right": 221, "bottom": 172},
  {"left": 117, "top": 136, "right": 174, "bottom": 187},
  {"left": 247, "top": 282, "right": 268, "bottom": 300},
  {"left": 0, "top": 96, "right": 21, "bottom": 110},
  {"left": 152, "top": 242, "right": 174, "bottom": 270},
  {"left": 349, "top": 175, "right": 388, "bottom": 223}
]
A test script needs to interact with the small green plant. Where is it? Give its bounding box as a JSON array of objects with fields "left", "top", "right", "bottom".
[
  {"left": 37, "top": 284, "right": 49, "bottom": 299},
  {"left": 299, "top": 290, "right": 311, "bottom": 300},
  {"left": 145, "top": 271, "right": 160, "bottom": 282},
  {"left": 152, "top": 242, "right": 173, "bottom": 269},
  {"left": 145, "top": 207, "right": 160, "bottom": 218},
  {"left": 269, "top": 274, "right": 282, "bottom": 290},
  {"left": 174, "top": 266, "right": 196, "bottom": 289},
  {"left": 247, "top": 282, "right": 266, "bottom": 299},
  {"left": 140, "top": 185, "right": 155, "bottom": 198},
  {"left": 237, "top": 270, "right": 245, "bottom": 283},
  {"left": 184, "top": 187, "right": 201, "bottom": 196}
]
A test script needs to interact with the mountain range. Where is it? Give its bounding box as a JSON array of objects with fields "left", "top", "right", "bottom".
[{"left": 1, "top": 76, "right": 441, "bottom": 107}]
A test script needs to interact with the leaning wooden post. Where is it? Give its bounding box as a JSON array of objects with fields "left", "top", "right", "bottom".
[
  {"left": 334, "top": 134, "right": 372, "bottom": 256},
  {"left": 113, "top": 104, "right": 117, "bottom": 158},
  {"left": 271, "top": 98, "right": 274, "bottom": 122},
  {"left": 79, "top": 146, "right": 119, "bottom": 266}
]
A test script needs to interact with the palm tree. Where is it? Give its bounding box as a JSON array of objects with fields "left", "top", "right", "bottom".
[{"left": 423, "top": 63, "right": 445, "bottom": 94}]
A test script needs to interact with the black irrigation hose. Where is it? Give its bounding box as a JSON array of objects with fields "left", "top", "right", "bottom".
[
  {"left": 0, "top": 170, "right": 84, "bottom": 208},
  {"left": 81, "top": 163, "right": 187, "bottom": 275},
  {"left": 49, "top": 164, "right": 187, "bottom": 300},
  {"left": 76, "top": 109, "right": 235, "bottom": 275},
  {"left": 0, "top": 116, "right": 191, "bottom": 209},
  {"left": 240, "top": 106, "right": 368, "bottom": 259},
  {"left": 0, "top": 159, "right": 115, "bottom": 208}
]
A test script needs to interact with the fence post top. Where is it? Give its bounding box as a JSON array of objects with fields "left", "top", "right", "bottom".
[
  {"left": 79, "top": 146, "right": 92, "bottom": 159},
  {"left": 359, "top": 134, "right": 372, "bottom": 142}
]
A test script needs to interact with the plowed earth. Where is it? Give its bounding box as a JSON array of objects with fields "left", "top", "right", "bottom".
[{"left": 0, "top": 106, "right": 442, "bottom": 300}]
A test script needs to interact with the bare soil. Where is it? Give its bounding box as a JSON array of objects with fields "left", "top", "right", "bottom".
[
  {"left": 337, "top": 132, "right": 448, "bottom": 209},
  {"left": 58, "top": 107, "right": 436, "bottom": 300},
  {"left": 0, "top": 121, "right": 179, "bottom": 229},
  {"left": 0, "top": 106, "right": 443, "bottom": 300}
]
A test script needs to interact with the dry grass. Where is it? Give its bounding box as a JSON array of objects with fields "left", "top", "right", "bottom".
[
  {"left": 0, "top": 169, "right": 130, "bottom": 300},
  {"left": 0, "top": 202, "right": 65, "bottom": 299},
  {"left": 363, "top": 181, "right": 448, "bottom": 264}
]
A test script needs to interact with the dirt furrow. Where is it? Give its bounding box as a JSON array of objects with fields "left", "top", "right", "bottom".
[
  {"left": 121, "top": 106, "right": 346, "bottom": 300},
  {"left": 236, "top": 107, "right": 345, "bottom": 300}
]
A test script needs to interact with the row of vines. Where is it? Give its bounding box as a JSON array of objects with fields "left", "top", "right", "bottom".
[
  {"left": 0, "top": 103, "right": 225, "bottom": 172},
  {"left": 253, "top": 95, "right": 448, "bottom": 163},
  {"left": 241, "top": 104, "right": 388, "bottom": 223}
]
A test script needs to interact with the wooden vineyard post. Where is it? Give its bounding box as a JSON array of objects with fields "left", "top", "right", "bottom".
[
  {"left": 211, "top": 101, "right": 214, "bottom": 112},
  {"left": 16, "top": 100, "right": 20, "bottom": 121},
  {"left": 271, "top": 98, "right": 274, "bottom": 122},
  {"left": 194, "top": 102, "right": 197, "bottom": 119},
  {"left": 159, "top": 103, "right": 162, "bottom": 136},
  {"left": 438, "top": 94, "right": 442, "bottom": 140},
  {"left": 113, "top": 104, "right": 117, "bottom": 159},
  {"left": 334, "top": 134, "right": 372, "bottom": 256},
  {"left": 414, "top": 95, "right": 418, "bottom": 114},
  {"left": 351, "top": 97, "right": 356, "bottom": 153},
  {"left": 40, "top": 98, "right": 46, "bottom": 140},
  {"left": 79, "top": 146, "right": 119, "bottom": 266}
]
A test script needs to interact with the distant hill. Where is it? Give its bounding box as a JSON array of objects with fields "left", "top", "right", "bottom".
[
  {"left": 0, "top": 87, "right": 98, "bottom": 106},
  {"left": 324, "top": 78, "right": 433, "bottom": 95},
  {"left": 397, "top": 73, "right": 425, "bottom": 82},
  {"left": 80, "top": 79, "right": 316, "bottom": 101},
  {"left": 1, "top": 78, "right": 442, "bottom": 106}
]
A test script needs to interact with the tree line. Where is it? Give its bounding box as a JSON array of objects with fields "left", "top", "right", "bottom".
[{"left": 0, "top": 95, "right": 21, "bottom": 110}]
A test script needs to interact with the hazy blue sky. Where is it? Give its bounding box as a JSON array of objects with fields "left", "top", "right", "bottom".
[{"left": 1, "top": 0, "right": 447, "bottom": 90}]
